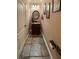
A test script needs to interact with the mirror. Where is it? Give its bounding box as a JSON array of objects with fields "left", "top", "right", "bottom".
[{"left": 32, "top": 10, "right": 40, "bottom": 22}]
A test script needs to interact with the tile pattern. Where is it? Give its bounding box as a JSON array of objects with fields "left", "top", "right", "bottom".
[
  {"left": 30, "top": 44, "right": 41, "bottom": 56},
  {"left": 20, "top": 35, "right": 50, "bottom": 59},
  {"left": 22, "top": 45, "right": 31, "bottom": 56}
]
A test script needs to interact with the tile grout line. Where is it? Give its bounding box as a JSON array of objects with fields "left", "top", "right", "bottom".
[
  {"left": 21, "top": 34, "right": 51, "bottom": 59},
  {"left": 40, "top": 36, "right": 43, "bottom": 59},
  {"left": 29, "top": 35, "right": 33, "bottom": 59}
]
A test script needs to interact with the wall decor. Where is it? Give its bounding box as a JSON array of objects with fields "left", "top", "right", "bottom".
[
  {"left": 46, "top": 3, "right": 50, "bottom": 19},
  {"left": 43, "top": 3, "right": 46, "bottom": 15},
  {"left": 52, "top": 0, "right": 61, "bottom": 12}
]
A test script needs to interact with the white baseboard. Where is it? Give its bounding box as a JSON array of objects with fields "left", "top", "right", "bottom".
[{"left": 42, "top": 34, "right": 54, "bottom": 59}]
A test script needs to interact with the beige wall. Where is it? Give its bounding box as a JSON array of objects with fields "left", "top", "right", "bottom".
[
  {"left": 41, "top": 0, "right": 61, "bottom": 49},
  {"left": 41, "top": 0, "right": 61, "bottom": 59},
  {"left": 51, "top": 12, "right": 61, "bottom": 48}
]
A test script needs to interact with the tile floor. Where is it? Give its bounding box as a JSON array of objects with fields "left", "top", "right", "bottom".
[{"left": 20, "top": 35, "right": 50, "bottom": 59}]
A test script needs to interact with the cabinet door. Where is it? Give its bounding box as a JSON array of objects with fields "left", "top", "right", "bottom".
[{"left": 32, "top": 24, "right": 41, "bottom": 35}]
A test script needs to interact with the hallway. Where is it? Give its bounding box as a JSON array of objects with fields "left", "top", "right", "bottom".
[
  {"left": 17, "top": 0, "right": 61, "bottom": 59},
  {"left": 19, "top": 35, "right": 50, "bottom": 59}
]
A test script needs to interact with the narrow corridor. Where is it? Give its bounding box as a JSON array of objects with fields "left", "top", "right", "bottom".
[
  {"left": 19, "top": 35, "right": 50, "bottom": 59},
  {"left": 17, "top": 0, "right": 61, "bottom": 59}
]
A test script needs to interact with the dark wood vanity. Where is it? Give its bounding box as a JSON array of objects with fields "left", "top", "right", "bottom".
[{"left": 31, "top": 22, "right": 41, "bottom": 35}]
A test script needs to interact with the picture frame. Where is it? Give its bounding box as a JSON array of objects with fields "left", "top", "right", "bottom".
[
  {"left": 46, "top": 3, "right": 50, "bottom": 19},
  {"left": 52, "top": 0, "right": 61, "bottom": 12},
  {"left": 43, "top": 3, "right": 46, "bottom": 15}
]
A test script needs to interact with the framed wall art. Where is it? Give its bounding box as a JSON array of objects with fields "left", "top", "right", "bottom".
[
  {"left": 46, "top": 3, "right": 50, "bottom": 19},
  {"left": 52, "top": 0, "right": 61, "bottom": 12},
  {"left": 43, "top": 3, "right": 46, "bottom": 15}
]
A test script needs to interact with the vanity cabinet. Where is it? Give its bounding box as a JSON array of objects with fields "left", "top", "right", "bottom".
[{"left": 31, "top": 23, "right": 41, "bottom": 35}]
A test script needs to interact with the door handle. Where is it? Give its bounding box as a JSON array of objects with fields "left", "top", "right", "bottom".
[{"left": 24, "top": 24, "right": 26, "bottom": 27}]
